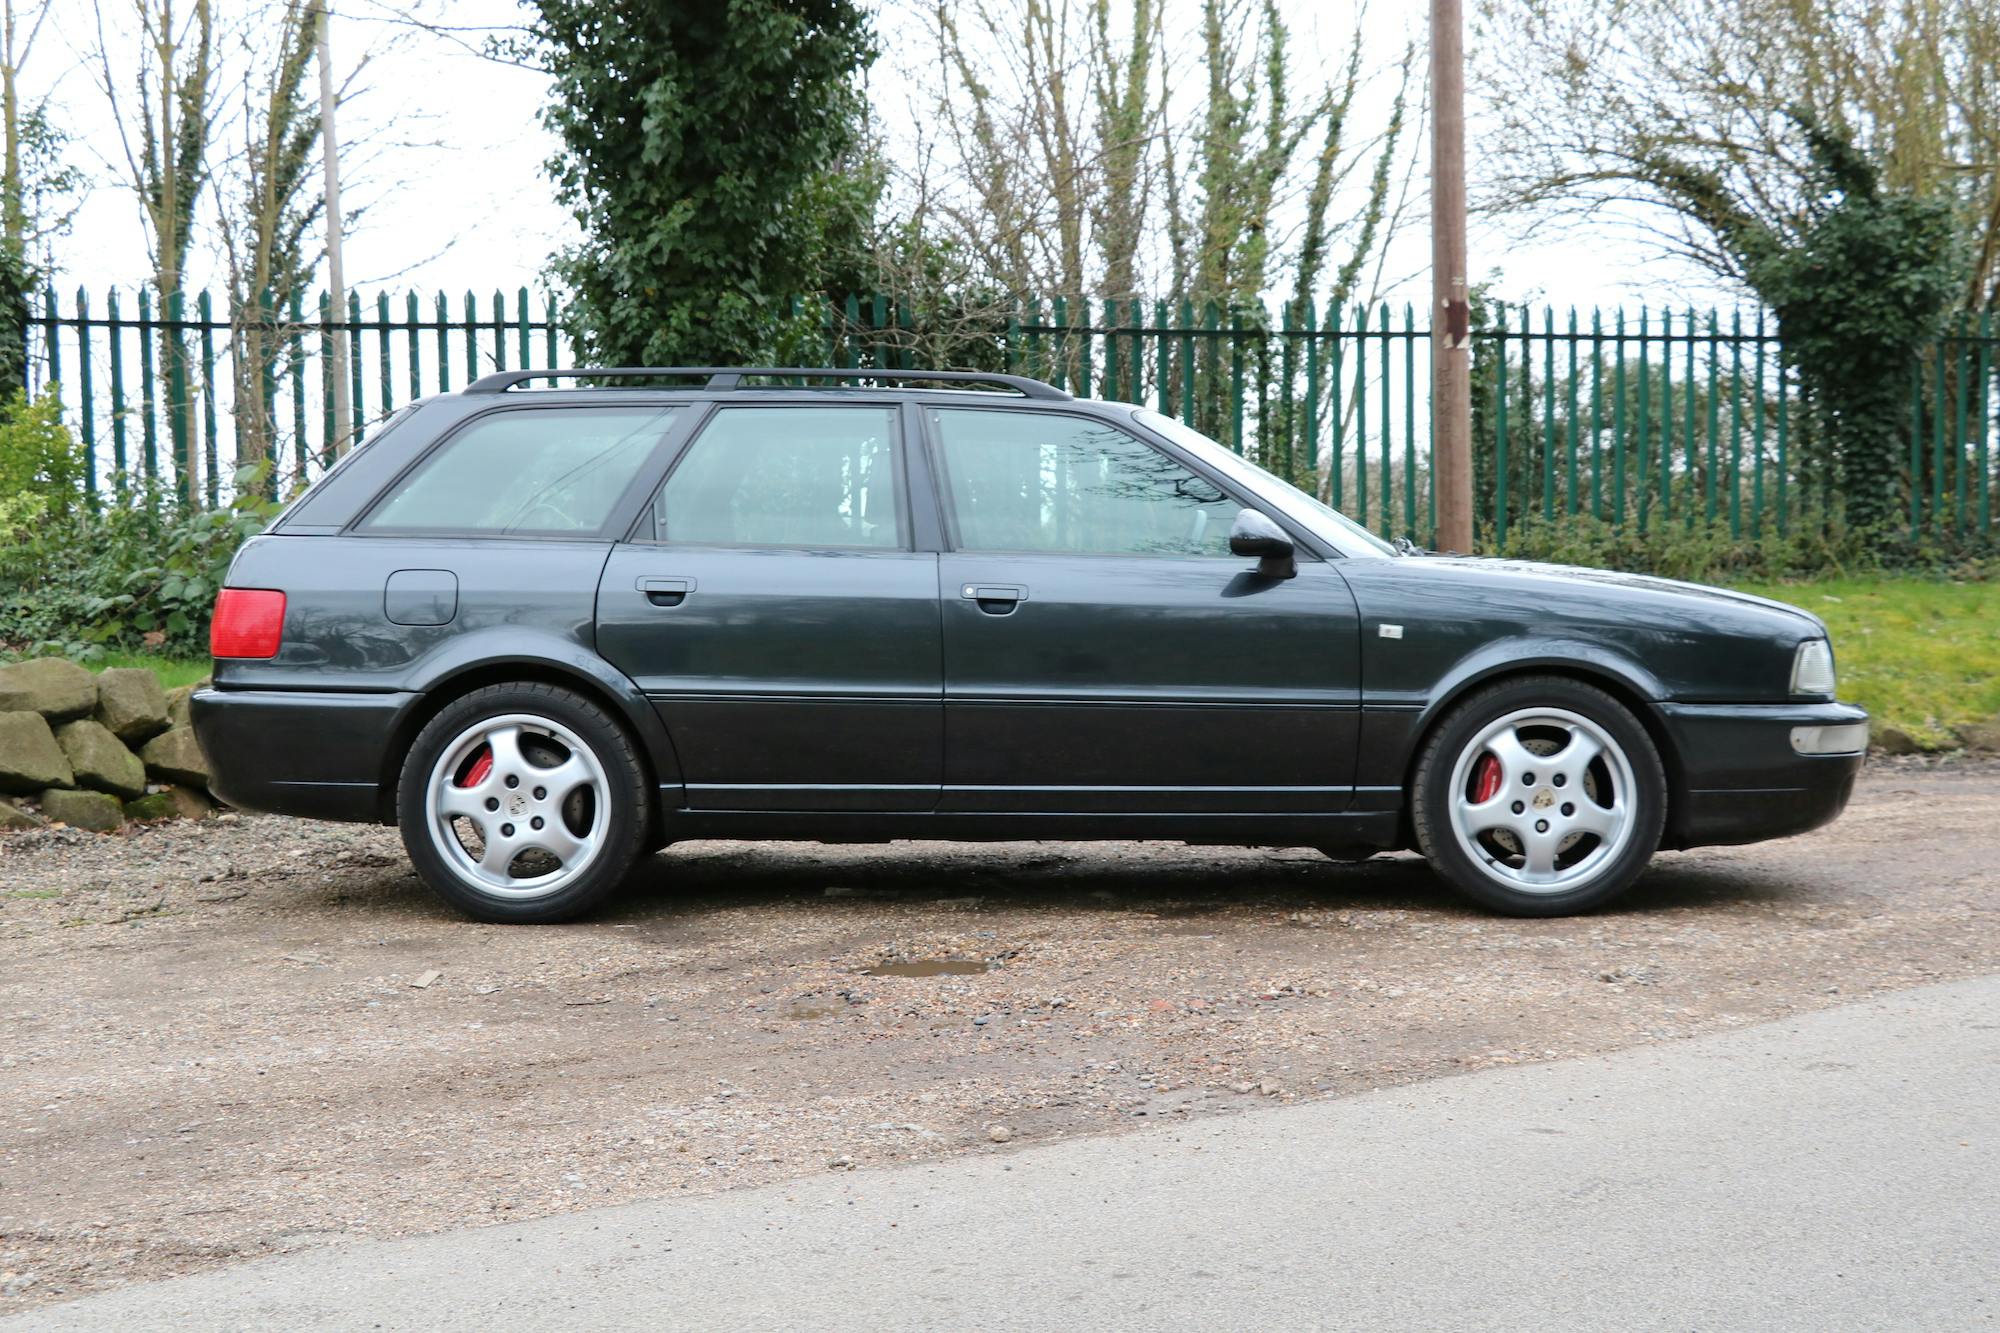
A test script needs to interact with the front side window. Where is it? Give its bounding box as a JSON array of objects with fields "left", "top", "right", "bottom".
[
  {"left": 931, "top": 408, "right": 1241, "bottom": 556},
  {"left": 360, "top": 406, "right": 677, "bottom": 535},
  {"left": 651, "top": 406, "right": 902, "bottom": 548}
]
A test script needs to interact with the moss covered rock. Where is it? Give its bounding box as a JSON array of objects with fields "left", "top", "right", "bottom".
[
  {"left": 122, "top": 792, "right": 178, "bottom": 822},
  {"left": 140, "top": 726, "right": 210, "bottom": 786},
  {"left": 95, "top": 667, "right": 171, "bottom": 744},
  {"left": 0, "top": 658, "right": 97, "bottom": 720},
  {"left": 0, "top": 797, "right": 43, "bottom": 830},
  {"left": 39, "top": 787, "right": 124, "bottom": 832},
  {"left": 55, "top": 719, "right": 148, "bottom": 800},
  {"left": 163, "top": 784, "right": 217, "bottom": 819},
  {"left": 164, "top": 684, "right": 197, "bottom": 730},
  {"left": 0, "top": 711, "right": 75, "bottom": 794}
]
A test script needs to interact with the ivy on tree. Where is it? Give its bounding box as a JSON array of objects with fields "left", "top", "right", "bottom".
[{"left": 531, "top": 0, "right": 877, "bottom": 366}]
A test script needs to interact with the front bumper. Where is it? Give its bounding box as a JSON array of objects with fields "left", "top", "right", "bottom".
[
  {"left": 1658, "top": 700, "right": 1868, "bottom": 849},
  {"left": 192, "top": 687, "right": 417, "bottom": 823}
]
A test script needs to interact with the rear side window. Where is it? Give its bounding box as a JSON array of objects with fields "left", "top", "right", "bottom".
[
  {"left": 359, "top": 406, "right": 678, "bottom": 535},
  {"left": 649, "top": 406, "right": 902, "bottom": 548}
]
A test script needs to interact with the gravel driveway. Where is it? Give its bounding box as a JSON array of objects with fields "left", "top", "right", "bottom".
[{"left": 3, "top": 760, "right": 1996, "bottom": 1314}]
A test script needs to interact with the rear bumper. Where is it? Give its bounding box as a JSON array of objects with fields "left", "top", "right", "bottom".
[
  {"left": 1659, "top": 700, "right": 1868, "bottom": 849},
  {"left": 192, "top": 687, "right": 415, "bottom": 823}
]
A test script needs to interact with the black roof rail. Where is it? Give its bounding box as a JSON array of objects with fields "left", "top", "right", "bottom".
[{"left": 461, "top": 366, "right": 1072, "bottom": 400}]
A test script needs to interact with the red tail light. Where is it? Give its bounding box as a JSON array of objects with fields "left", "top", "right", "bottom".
[{"left": 210, "top": 588, "right": 287, "bottom": 659}]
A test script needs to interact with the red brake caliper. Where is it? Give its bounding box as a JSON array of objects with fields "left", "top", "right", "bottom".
[
  {"left": 1471, "top": 752, "right": 1501, "bottom": 803},
  {"left": 458, "top": 744, "right": 493, "bottom": 789}
]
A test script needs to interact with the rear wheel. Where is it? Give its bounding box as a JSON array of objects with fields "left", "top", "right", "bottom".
[
  {"left": 1412, "top": 675, "right": 1666, "bottom": 916},
  {"left": 396, "top": 683, "right": 649, "bottom": 923}
]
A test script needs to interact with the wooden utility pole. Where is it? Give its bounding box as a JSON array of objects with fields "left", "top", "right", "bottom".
[
  {"left": 316, "top": 0, "right": 352, "bottom": 455},
  {"left": 1430, "top": 0, "right": 1473, "bottom": 553}
]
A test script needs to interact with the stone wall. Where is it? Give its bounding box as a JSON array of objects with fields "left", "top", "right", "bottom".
[{"left": 0, "top": 659, "right": 216, "bottom": 832}]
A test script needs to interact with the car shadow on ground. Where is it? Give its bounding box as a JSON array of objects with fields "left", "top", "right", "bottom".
[
  {"left": 578, "top": 841, "right": 1795, "bottom": 926},
  {"left": 323, "top": 838, "right": 1797, "bottom": 927}
]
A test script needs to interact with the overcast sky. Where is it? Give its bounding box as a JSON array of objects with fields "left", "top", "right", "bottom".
[{"left": 27, "top": 0, "right": 1725, "bottom": 312}]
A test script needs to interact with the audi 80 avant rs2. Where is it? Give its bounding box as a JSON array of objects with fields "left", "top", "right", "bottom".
[{"left": 192, "top": 367, "right": 1867, "bottom": 923}]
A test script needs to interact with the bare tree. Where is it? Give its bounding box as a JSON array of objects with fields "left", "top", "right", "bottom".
[
  {"left": 919, "top": 0, "right": 1410, "bottom": 311},
  {"left": 215, "top": 0, "right": 318, "bottom": 486},
  {"left": 1475, "top": 0, "right": 2000, "bottom": 309},
  {"left": 90, "top": 0, "right": 218, "bottom": 505}
]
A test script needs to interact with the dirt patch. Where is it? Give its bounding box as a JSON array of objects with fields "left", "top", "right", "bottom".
[{"left": 3, "top": 762, "right": 1997, "bottom": 1312}]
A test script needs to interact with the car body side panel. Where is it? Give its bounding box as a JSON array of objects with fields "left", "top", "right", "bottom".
[
  {"left": 208, "top": 534, "right": 684, "bottom": 797},
  {"left": 937, "top": 556, "right": 1362, "bottom": 814},
  {"left": 595, "top": 545, "right": 943, "bottom": 811}
]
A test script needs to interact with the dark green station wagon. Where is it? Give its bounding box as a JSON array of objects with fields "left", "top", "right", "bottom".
[{"left": 192, "top": 368, "right": 1867, "bottom": 923}]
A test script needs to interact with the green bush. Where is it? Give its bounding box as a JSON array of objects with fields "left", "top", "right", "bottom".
[{"left": 0, "top": 390, "right": 276, "bottom": 661}]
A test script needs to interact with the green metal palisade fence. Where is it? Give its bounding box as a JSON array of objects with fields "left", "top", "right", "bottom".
[{"left": 22, "top": 287, "right": 1999, "bottom": 547}]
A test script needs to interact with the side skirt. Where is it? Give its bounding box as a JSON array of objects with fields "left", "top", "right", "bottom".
[{"left": 652, "top": 798, "right": 1402, "bottom": 849}]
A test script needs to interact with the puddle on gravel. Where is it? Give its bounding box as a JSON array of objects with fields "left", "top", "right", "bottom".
[{"left": 862, "top": 958, "right": 993, "bottom": 977}]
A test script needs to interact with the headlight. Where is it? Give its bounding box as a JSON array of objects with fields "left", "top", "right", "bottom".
[{"left": 1791, "top": 639, "right": 1836, "bottom": 696}]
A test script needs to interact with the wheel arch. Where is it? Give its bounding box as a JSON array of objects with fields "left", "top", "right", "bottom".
[
  {"left": 377, "top": 652, "right": 682, "bottom": 823},
  {"left": 1396, "top": 652, "right": 1683, "bottom": 848}
]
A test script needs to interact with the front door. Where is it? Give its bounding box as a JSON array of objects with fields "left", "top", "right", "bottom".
[
  {"left": 595, "top": 404, "right": 941, "bottom": 811},
  {"left": 925, "top": 406, "right": 1362, "bottom": 815}
]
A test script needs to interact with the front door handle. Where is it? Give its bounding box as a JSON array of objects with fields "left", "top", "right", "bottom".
[
  {"left": 637, "top": 576, "right": 695, "bottom": 608},
  {"left": 961, "top": 583, "right": 1027, "bottom": 616}
]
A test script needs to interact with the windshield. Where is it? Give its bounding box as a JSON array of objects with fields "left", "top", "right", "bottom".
[{"left": 1132, "top": 410, "right": 1397, "bottom": 557}]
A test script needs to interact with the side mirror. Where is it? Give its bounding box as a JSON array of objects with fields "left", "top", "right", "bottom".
[{"left": 1228, "top": 509, "right": 1297, "bottom": 579}]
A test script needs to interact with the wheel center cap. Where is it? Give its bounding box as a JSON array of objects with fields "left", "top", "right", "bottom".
[
  {"left": 1532, "top": 788, "right": 1555, "bottom": 810},
  {"left": 508, "top": 793, "right": 529, "bottom": 818}
]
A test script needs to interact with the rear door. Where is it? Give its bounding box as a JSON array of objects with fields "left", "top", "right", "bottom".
[
  {"left": 925, "top": 406, "right": 1363, "bottom": 815},
  {"left": 595, "top": 402, "right": 942, "bottom": 811}
]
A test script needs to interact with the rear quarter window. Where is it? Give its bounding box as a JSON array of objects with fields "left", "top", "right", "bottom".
[{"left": 358, "top": 406, "right": 678, "bottom": 535}]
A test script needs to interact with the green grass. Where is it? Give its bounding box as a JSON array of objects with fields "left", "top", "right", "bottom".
[
  {"left": 94, "top": 652, "right": 211, "bottom": 689},
  {"left": 1731, "top": 576, "right": 2000, "bottom": 748}
]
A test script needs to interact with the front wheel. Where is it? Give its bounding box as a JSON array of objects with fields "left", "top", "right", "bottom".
[
  {"left": 1411, "top": 676, "right": 1666, "bottom": 916},
  {"left": 396, "top": 683, "right": 650, "bottom": 923}
]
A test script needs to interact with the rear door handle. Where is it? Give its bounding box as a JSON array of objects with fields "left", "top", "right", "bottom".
[
  {"left": 637, "top": 576, "right": 695, "bottom": 608},
  {"left": 961, "top": 583, "right": 1027, "bottom": 615}
]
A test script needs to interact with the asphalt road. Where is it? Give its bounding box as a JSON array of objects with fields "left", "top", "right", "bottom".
[{"left": 15, "top": 973, "right": 1996, "bottom": 1331}]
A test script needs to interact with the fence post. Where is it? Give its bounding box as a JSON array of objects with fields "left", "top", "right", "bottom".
[
  {"left": 1565, "top": 307, "right": 1579, "bottom": 516},
  {"left": 378, "top": 291, "right": 394, "bottom": 424},
  {"left": 1930, "top": 330, "right": 1947, "bottom": 535},
  {"left": 138, "top": 287, "right": 159, "bottom": 497},
  {"left": 1978, "top": 311, "right": 1992, "bottom": 534},
  {"left": 1542, "top": 305, "right": 1557, "bottom": 523},
  {"left": 1404, "top": 302, "right": 1418, "bottom": 539},
  {"left": 1683, "top": 306, "right": 1698, "bottom": 530},
  {"left": 320, "top": 292, "right": 336, "bottom": 466},
  {"left": 1104, "top": 298, "right": 1121, "bottom": 401},
  {"left": 1610, "top": 308, "right": 1625, "bottom": 525},
  {"left": 1953, "top": 312, "right": 1971, "bottom": 536},
  {"left": 198, "top": 289, "right": 218, "bottom": 506},
  {"left": 1328, "top": 301, "right": 1344, "bottom": 509},
  {"left": 1635, "top": 304, "right": 1650, "bottom": 533},
  {"left": 76, "top": 287, "right": 96, "bottom": 500},
  {"left": 289, "top": 291, "right": 308, "bottom": 483},
  {"left": 109, "top": 288, "right": 129, "bottom": 499},
  {"left": 1493, "top": 304, "right": 1507, "bottom": 546},
  {"left": 405, "top": 292, "right": 421, "bottom": 400},
  {"left": 1378, "top": 303, "right": 1393, "bottom": 538},
  {"left": 517, "top": 285, "right": 531, "bottom": 371},
  {"left": 435, "top": 291, "right": 451, "bottom": 392},
  {"left": 1752, "top": 309, "right": 1768, "bottom": 539}
]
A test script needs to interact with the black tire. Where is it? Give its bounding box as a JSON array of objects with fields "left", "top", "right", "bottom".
[
  {"left": 1411, "top": 674, "right": 1667, "bottom": 917},
  {"left": 395, "top": 682, "right": 650, "bottom": 923}
]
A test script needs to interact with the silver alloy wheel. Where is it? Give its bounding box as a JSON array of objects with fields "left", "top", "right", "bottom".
[
  {"left": 1445, "top": 706, "right": 1638, "bottom": 894},
  {"left": 423, "top": 712, "right": 610, "bottom": 900}
]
